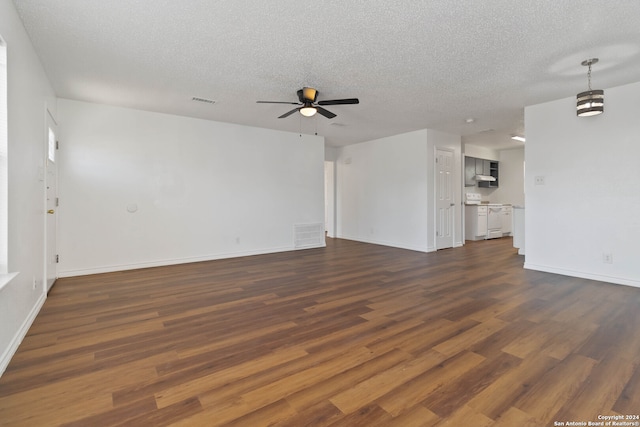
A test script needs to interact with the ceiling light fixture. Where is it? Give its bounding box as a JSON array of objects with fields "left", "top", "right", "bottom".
[
  {"left": 299, "top": 103, "right": 317, "bottom": 117},
  {"left": 577, "top": 58, "right": 604, "bottom": 117},
  {"left": 511, "top": 135, "right": 526, "bottom": 142}
]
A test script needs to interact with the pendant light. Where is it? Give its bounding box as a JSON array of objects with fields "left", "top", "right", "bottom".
[{"left": 576, "top": 58, "right": 604, "bottom": 117}]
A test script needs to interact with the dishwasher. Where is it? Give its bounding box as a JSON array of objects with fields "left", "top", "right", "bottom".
[{"left": 486, "top": 204, "right": 503, "bottom": 239}]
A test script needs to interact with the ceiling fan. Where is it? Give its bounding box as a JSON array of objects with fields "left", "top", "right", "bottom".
[{"left": 257, "top": 87, "right": 359, "bottom": 119}]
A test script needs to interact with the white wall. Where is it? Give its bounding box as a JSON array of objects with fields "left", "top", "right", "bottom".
[
  {"left": 493, "top": 147, "right": 525, "bottom": 206},
  {"left": 325, "top": 146, "right": 337, "bottom": 162},
  {"left": 0, "top": 0, "right": 56, "bottom": 375},
  {"left": 463, "top": 144, "right": 498, "bottom": 161},
  {"left": 336, "top": 128, "right": 462, "bottom": 252},
  {"left": 336, "top": 130, "right": 430, "bottom": 251},
  {"left": 57, "top": 99, "right": 325, "bottom": 276},
  {"left": 525, "top": 81, "right": 640, "bottom": 288}
]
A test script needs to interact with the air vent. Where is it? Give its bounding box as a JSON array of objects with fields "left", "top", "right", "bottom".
[
  {"left": 191, "top": 97, "right": 216, "bottom": 104},
  {"left": 330, "top": 122, "right": 347, "bottom": 127},
  {"left": 294, "top": 223, "right": 324, "bottom": 249}
]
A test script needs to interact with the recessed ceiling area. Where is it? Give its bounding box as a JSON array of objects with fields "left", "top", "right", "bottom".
[{"left": 12, "top": 1, "right": 640, "bottom": 148}]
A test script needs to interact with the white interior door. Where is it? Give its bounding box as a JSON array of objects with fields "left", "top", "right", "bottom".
[
  {"left": 436, "top": 148, "right": 454, "bottom": 250},
  {"left": 45, "top": 110, "right": 58, "bottom": 291}
]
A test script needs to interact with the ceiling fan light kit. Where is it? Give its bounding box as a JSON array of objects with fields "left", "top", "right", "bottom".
[
  {"left": 257, "top": 87, "right": 359, "bottom": 119},
  {"left": 577, "top": 58, "right": 604, "bottom": 117},
  {"left": 299, "top": 103, "right": 317, "bottom": 117}
]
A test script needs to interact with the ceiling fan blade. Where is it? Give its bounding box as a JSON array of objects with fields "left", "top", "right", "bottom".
[
  {"left": 278, "top": 108, "right": 300, "bottom": 118},
  {"left": 315, "top": 106, "right": 337, "bottom": 119},
  {"left": 257, "top": 101, "right": 300, "bottom": 105},
  {"left": 317, "top": 98, "right": 359, "bottom": 106}
]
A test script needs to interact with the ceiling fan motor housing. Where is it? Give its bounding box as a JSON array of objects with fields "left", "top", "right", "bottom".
[{"left": 299, "top": 87, "right": 318, "bottom": 103}]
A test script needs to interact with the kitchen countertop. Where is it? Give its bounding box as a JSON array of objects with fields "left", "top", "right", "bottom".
[{"left": 464, "top": 202, "right": 512, "bottom": 206}]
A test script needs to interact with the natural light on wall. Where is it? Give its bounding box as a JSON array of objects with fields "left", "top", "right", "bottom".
[{"left": 0, "top": 37, "right": 7, "bottom": 274}]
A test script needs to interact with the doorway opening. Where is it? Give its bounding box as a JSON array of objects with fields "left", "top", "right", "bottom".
[
  {"left": 45, "top": 109, "right": 58, "bottom": 291},
  {"left": 324, "top": 161, "right": 335, "bottom": 238}
]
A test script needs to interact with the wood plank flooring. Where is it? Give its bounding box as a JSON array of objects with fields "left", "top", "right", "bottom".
[{"left": 1, "top": 237, "right": 639, "bottom": 426}]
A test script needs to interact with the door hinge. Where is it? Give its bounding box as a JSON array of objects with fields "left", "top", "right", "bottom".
[
  {"left": 56, "top": 197, "right": 59, "bottom": 207},
  {"left": 56, "top": 255, "right": 59, "bottom": 263},
  {"left": 56, "top": 140, "right": 59, "bottom": 150}
]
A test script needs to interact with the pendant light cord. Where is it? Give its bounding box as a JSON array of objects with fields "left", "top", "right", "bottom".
[{"left": 582, "top": 58, "right": 598, "bottom": 91}]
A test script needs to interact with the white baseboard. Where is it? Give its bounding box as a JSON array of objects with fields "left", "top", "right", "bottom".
[
  {"left": 524, "top": 263, "right": 640, "bottom": 289},
  {"left": 338, "top": 234, "right": 433, "bottom": 253},
  {"left": 58, "top": 244, "right": 325, "bottom": 278},
  {"left": 0, "top": 292, "right": 46, "bottom": 377}
]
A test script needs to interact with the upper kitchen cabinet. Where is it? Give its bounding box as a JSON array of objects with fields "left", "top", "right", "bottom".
[
  {"left": 465, "top": 156, "right": 499, "bottom": 188},
  {"left": 476, "top": 158, "right": 490, "bottom": 176},
  {"left": 464, "top": 156, "right": 476, "bottom": 186},
  {"left": 479, "top": 160, "right": 499, "bottom": 188}
]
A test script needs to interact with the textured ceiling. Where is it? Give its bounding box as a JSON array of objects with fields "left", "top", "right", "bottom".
[{"left": 12, "top": 0, "right": 640, "bottom": 148}]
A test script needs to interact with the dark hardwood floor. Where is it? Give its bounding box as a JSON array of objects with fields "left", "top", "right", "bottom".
[{"left": 1, "top": 237, "right": 639, "bottom": 426}]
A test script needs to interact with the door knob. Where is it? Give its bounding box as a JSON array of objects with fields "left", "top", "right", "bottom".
[{"left": 47, "top": 209, "right": 55, "bottom": 214}]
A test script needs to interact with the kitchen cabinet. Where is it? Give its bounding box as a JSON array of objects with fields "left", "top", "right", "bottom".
[
  {"left": 476, "top": 159, "right": 490, "bottom": 175},
  {"left": 464, "top": 156, "right": 476, "bottom": 186},
  {"left": 464, "top": 156, "right": 499, "bottom": 188},
  {"left": 478, "top": 160, "right": 499, "bottom": 188},
  {"left": 465, "top": 205, "right": 487, "bottom": 241}
]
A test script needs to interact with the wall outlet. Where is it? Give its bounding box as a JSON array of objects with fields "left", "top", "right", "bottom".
[
  {"left": 603, "top": 252, "right": 613, "bottom": 264},
  {"left": 534, "top": 176, "right": 545, "bottom": 185},
  {"left": 32, "top": 277, "right": 37, "bottom": 290}
]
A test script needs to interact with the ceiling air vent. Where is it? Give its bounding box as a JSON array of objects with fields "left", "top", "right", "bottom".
[{"left": 191, "top": 97, "right": 216, "bottom": 104}]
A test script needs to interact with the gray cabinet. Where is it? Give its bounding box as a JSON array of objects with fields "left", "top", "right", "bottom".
[
  {"left": 476, "top": 158, "right": 490, "bottom": 175},
  {"left": 464, "top": 156, "right": 476, "bottom": 186},
  {"left": 465, "top": 156, "right": 499, "bottom": 188},
  {"left": 479, "top": 161, "right": 499, "bottom": 188}
]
